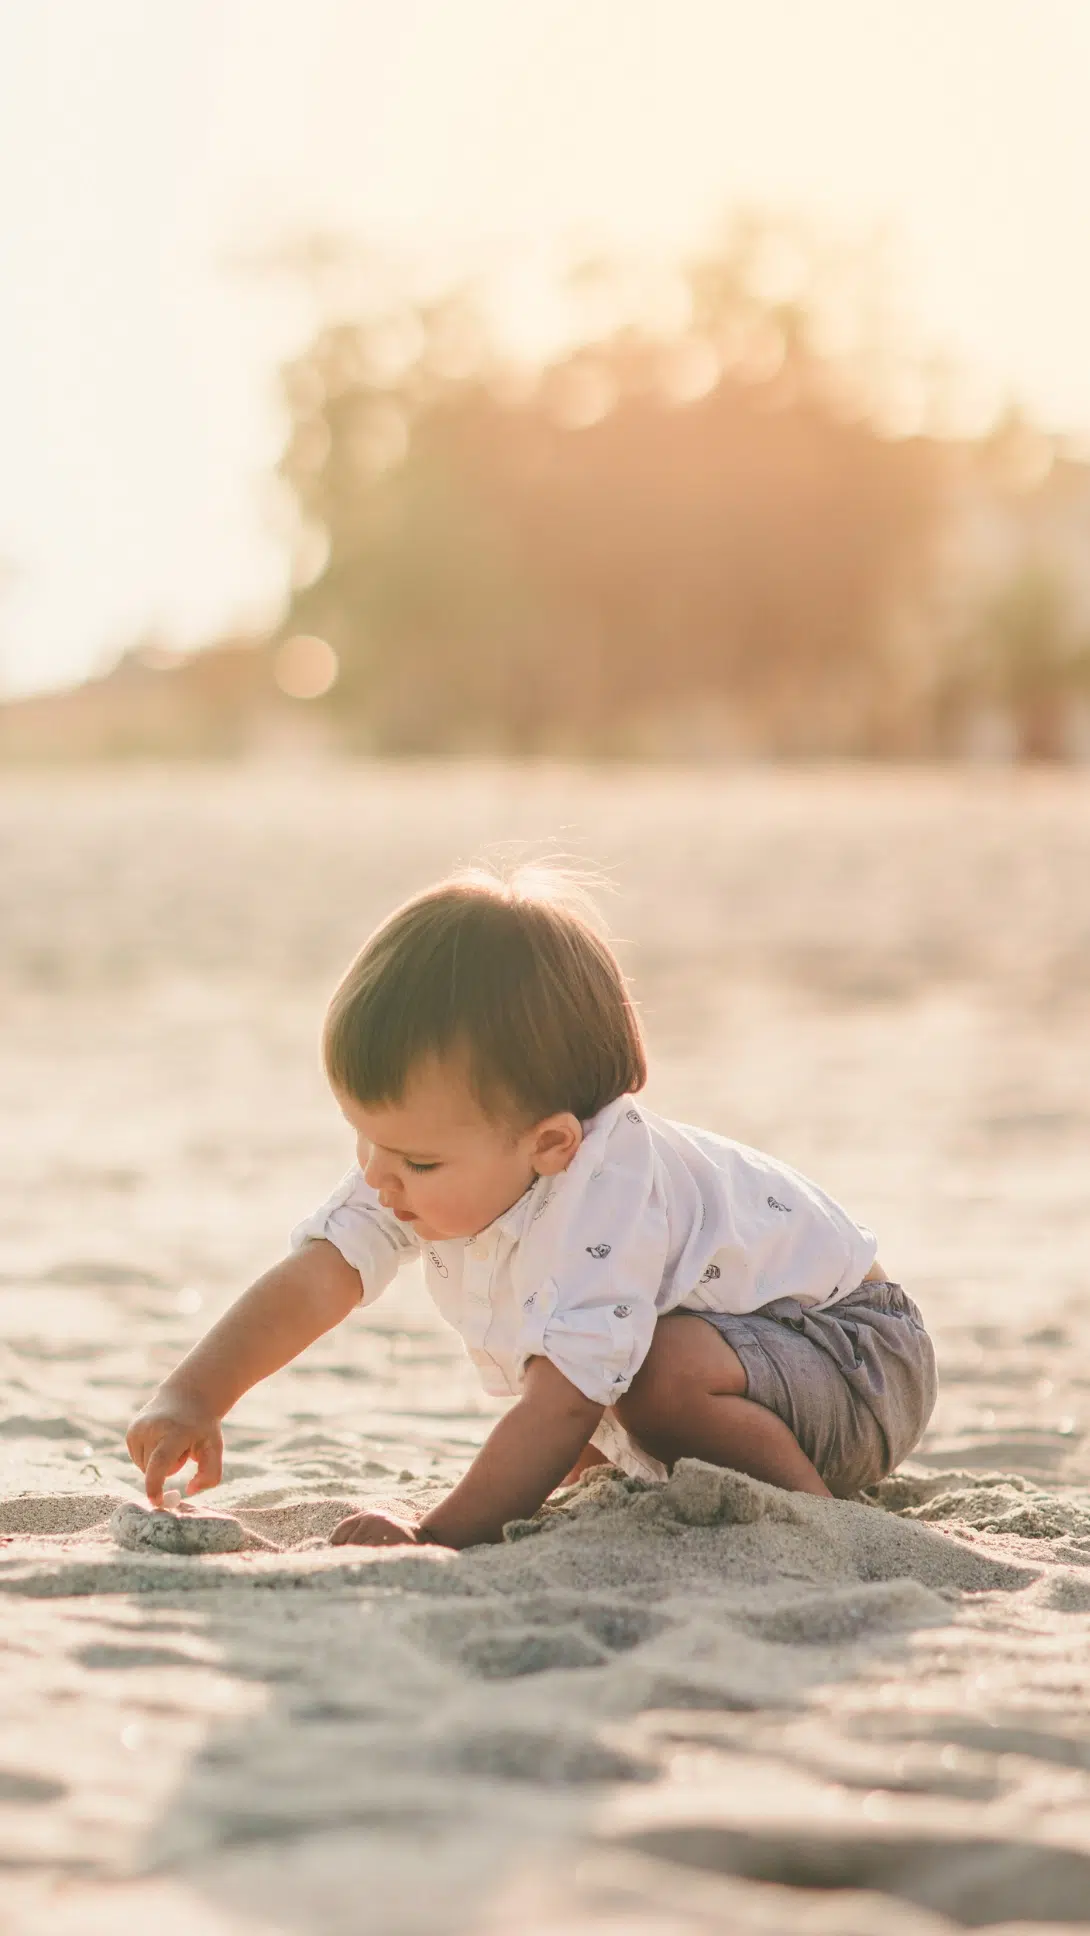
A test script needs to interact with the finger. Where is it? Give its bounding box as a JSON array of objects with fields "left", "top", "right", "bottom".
[
  {"left": 330, "top": 1514, "right": 399, "bottom": 1546},
  {"left": 187, "top": 1434, "right": 223, "bottom": 1496},
  {"left": 330, "top": 1514, "right": 363, "bottom": 1546},
  {"left": 127, "top": 1422, "right": 161, "bottom": 1471},
  {"left": 143, "top": 1440, "right": 188, "bottom": 1507},
  {"left": 335, "top": 1514, "right": 417, "bottom": 1548}
]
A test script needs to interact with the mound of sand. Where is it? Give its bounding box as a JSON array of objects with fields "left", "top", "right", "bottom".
[{"left": 7, "top": 1459, "right": 1090, "bottom": 1932}]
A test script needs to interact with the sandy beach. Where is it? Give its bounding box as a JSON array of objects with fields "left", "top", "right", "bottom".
[{"left": 3, "top": 761, "right": 1090, "bottom": 1935}]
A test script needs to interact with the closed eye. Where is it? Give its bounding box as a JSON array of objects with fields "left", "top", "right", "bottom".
[{"left": 404, "top": 1159, "right": 439, "bottom": 1174}]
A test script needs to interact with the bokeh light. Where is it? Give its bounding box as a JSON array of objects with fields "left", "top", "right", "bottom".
[
  {"left": 273, "top": 635, "right": 339, "bottom": 700},
  {"left": 659, "top": 338, "right": 721, "bottom": 405},
  {"left": 549, "top": 363, "right": 617, "bottom": 430}
]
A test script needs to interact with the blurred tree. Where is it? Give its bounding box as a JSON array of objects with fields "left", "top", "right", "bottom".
[
  {"left": 949, "top": 564, "right": 1090, "bottom": 760},
  {"left": 273, "top": 217, "right": 950, "bottom": 756}
]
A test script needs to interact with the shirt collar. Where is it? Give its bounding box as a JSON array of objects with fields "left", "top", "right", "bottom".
[
  {"left": 479, "top": 1097, "right": 641, "bottom": 1243},
  {"left": 464, "top": 1095, "right": 641, "bottom": 1247},
  {"left": 469, "top": 1179, "right": 536, "bottom": 1246}
]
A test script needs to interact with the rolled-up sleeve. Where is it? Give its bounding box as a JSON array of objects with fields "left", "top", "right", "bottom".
[
  {"left": 290, "top": 1167, "right": 417, "bottom": 1304},
  {"left": 521, "top": 1281, "right": 660, "bottom": 1407},
  {"left": 513, "top": 1103, "right": 669, "bottom": 1406}
]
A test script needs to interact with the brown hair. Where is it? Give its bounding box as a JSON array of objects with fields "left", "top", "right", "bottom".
[{"left": 322, "top": 865, "right": 647, "bottom": 1125}]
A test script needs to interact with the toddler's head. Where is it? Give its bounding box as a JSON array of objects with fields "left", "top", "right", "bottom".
[{"left": 322, "top": 866, "right": 646, "bottom": 1241}]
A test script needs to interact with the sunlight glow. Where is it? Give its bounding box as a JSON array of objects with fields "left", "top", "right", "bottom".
[{"left": 1, "top": 0, "right": 1088, "bottom": 695}]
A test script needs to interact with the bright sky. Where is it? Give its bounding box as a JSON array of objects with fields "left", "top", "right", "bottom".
[{"left": 2, "top": 0, "right": 1089, "bottom": 696}]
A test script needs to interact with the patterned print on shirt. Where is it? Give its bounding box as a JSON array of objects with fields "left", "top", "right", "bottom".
[
  {"left": 767, "top": 1196, "right": 791, "bottom": 1213},
  {"left": 427, "top": 1248, "right": 449, "bottom": 1278},
  {"left": 700, "top": 1263, "right": 721, "bottom": 1283},
  {"left": 613, "top": 1303, "right": 631, "bottom": 1318},
  {"left": 586, "top": 1243, "right": 612, "bottom": 1259},
  {"left": 626, "top": 1109, "right": 641, "bottom": 1123}
]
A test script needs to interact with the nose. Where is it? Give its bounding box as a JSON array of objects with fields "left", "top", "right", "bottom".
[{"left": 362, "top": 1144, "right": 398, "bottom": 1200}]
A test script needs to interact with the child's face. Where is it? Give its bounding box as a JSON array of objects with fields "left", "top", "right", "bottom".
[{"left": 335, "top": 1056, "right": 581, "bottom": 1242}]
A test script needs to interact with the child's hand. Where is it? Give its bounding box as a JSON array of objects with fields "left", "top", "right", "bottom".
[
  {"left": 329, "top": 1509, "right": 430, "bottom": 1547},
  {"left": 126, "top": 1389, "right": 224, "bottom": 1508}
]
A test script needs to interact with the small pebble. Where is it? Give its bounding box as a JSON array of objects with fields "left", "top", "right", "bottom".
[
  {"left": 110, "top": 1500, "right": 275, "bottom": 1556},
  {"left": 162, "top": 1489, "right": 182, "bottom": 1511}
]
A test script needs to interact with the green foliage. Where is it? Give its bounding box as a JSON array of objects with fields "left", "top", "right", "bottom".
[
  {"left": 951, "top": 563, "right": 1090, "bottom": 759},
  {"left": 982, "top": 566, "right": 1087, "bottom": 700}
]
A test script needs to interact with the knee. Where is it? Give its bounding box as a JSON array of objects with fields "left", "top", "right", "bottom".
[
  {"left": 614, "top": 1316, "right": 738, "bottom": 1453},
  {"left": 613, "top": 1359, "right": 677, "bottom": 1451}
]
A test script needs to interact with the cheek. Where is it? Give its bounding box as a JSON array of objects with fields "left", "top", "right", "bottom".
[
  {"left": 414, "top": 1164, "right": 491, "bottom": 1219},
  {"left": 408, "top": 1168, "right": 460, "bottom": 1213}
]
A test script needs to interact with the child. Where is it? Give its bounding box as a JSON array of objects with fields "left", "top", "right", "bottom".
[{"left": 127, "top": 867, "right": 937, "bottom": 1548}]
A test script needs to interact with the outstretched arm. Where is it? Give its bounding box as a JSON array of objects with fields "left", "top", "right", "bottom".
[
  {"left": 332, "top": 1355, "right": 604, "bottom": 1549},
  {"left": 127, "top": 1239, "right": 362, "bottom": 1504}
]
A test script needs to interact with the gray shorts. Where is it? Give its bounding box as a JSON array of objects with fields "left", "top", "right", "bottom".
[{"left": 687, "top": 1280, "right": 938, "bottom": 1497}]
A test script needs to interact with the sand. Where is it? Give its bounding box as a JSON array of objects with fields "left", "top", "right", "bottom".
[{"left": 2, "top": 761, "right": 1090, "bottom": 1935}]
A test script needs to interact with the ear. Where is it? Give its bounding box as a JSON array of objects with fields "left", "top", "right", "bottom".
[{"left": 529, "top": 1112, "right": 583, "bottom": 1176}]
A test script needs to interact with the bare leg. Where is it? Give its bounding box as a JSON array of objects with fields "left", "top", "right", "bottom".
[
  {"left": 615, "top": 1313, "right": 831, "bottom": 1497},
  {"left": 558, "top": 1443, "right": 611, "bottom": 1488}
]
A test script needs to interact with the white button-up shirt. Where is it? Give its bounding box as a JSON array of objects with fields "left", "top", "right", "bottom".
[{"left": 291, "top": 1095, "right": 877, "bottom": 1480}]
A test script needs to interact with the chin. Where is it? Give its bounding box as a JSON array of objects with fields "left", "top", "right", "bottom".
[{"left": 415, "top": 1207, "right": 494, "bottom": 1243}]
